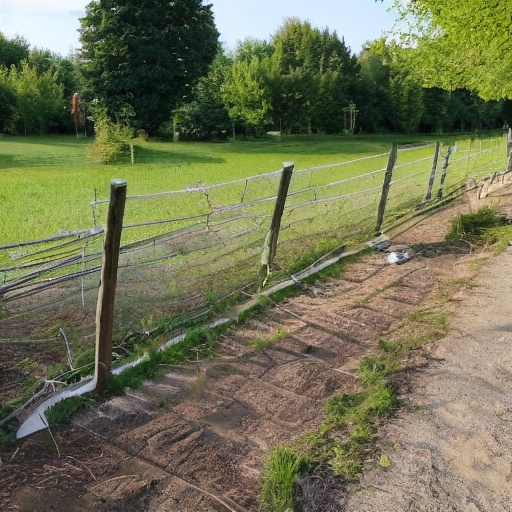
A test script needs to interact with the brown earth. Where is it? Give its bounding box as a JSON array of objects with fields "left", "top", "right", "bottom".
[{"left": 1, "top": 188, "right": 512, "bottom": 511}]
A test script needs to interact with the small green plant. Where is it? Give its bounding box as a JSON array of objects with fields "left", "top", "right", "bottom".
[
  {"left": 446, "top": 207, "right": 503, "bottom": 239},
  {"left": 251, "top": 329, "right": 288, "bottom": 352},
  {"left": 260, "top": 446, "right": 310, "bottom": 512}
]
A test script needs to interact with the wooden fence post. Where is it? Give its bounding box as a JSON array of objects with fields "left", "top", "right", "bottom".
[
  {"left": 437, "top": 143, "right": 455, "bottom": 199},
  {"left": 425, "top": 142, "right": 441, "bottom": 201},
  {"left": 375, "top": 143, "right": 398, "bottom": 235},
  {"left": 507, "top": 127, "right": 512, "bottom": 158},
  {"left": 94, "top": 179, "right": 127, "bottom": 393},
  {"left": 259, "top": 162, "right": 294, "bottom": 288}
]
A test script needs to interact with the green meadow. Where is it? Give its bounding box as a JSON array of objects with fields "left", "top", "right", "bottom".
[{"left": 0, "top": 132, "right": 503, "bottom": 247}]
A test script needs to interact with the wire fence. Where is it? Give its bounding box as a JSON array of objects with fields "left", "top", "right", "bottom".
[{"left": 0, "top": 135, "right": 510, "bottom": 410}]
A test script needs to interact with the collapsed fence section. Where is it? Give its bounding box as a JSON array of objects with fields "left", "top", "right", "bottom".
[{"left": 1, "top": 135, "right": 510, "bottom": 412}]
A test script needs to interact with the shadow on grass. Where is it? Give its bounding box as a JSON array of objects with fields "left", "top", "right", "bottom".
[{"left": 134, "top": 144, "right": 225, "bottom": 165}]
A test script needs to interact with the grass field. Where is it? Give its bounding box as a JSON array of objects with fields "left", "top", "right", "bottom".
[{"left": 0, "top": 131, "right": 504, "bottom": 248}]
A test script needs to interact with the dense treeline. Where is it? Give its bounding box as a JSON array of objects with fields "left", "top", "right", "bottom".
[
  {"left": 178, "top": 23, "right": 511, "bottom": 139},
  {"left": 0, "top": 13, "right": 510, "bottom": 138}
]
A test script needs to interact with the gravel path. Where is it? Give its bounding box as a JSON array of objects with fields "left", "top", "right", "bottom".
[{"left": 346, "top": 246, "right": 512, "bottom": 512}]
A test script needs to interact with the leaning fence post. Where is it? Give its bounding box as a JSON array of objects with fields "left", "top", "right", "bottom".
[
  {"left": 437, "top": 143, "right": 455, "bottom": 199},
  {"left": 94, "top": 179, "right": 127, "bottom": 393},
  {"left": 375, "top": 143, "right": 398, "bottom": 235},
  {"left": 425, "top": 142, "right": 441, "bottom": 201},
  {"left": 259, "top": 162, "right": 294, "bottom": 288}
]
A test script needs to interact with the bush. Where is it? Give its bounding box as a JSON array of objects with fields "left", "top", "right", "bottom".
[{"left": 87, "top": 108, "right": 134, "bottom": 164}]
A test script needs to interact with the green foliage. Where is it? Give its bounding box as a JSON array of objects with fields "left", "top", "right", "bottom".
[
  {"left": 45, "top": 396, "right": 94, "bottom": 428},
  {"left": 79, "top": 0, "right": 219, "bottom": 135},
  {"left": 107, "top": 350, "right": 165, "bottom": 395},
  {"left": 0, "top": 414, "right": 18, "bottom": 449},
  {"left": 0, "top": 32, "right": 29, "bottom": 68},
  {"left": 446, "top": 207, "right": 503, "bottom": 240},
  {"left": 0, "top": 76, "right": 17, "bottom": 132},
  {"left": 320, "top": 382, "right": 397, "bottom": 478},
  {"left": 260, "top": 446, "right": 310, "bottom": 512},
  {"left": 221, "top": 56, "right": 272, "bottom": 137},
  {"left": 2, "top": 61, "right": 66, "bottom": 135},
  {"left": 160, "top": 327, "right": 218, "bottom": 365},
  {"left": 176, "top": 51, "right": 232, "bottom": 141},
  {"left": 389, "top": 0, "right": 512, "bottom": 100},
  {"left": 87, "top": 106, "right": 134, "bottom": 163}
]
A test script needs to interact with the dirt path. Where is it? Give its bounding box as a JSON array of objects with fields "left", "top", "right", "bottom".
[
  {"left": 345, "top": 244, "right": 512, "bottom": 512},
  {"left": 2, "top": 192, "right": 512, "bottom": 511}
]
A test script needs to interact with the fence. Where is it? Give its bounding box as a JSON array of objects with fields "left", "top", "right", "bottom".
[{"left": 1, "top": 135, "right": 510, "bottom": 411}]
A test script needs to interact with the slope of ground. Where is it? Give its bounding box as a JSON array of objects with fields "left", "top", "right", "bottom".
[{"left": 1, "top": 189, "right": 511, "bottom": 511}]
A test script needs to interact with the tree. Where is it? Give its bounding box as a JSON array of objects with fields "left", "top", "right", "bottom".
[
  {"left": 0, "top": 33, "right": 29, "bottom": 68},
  {"left": 79, "top": 0, "right": 219, "bottom": 135},
  {"left": 390, "top": 0, "right": 512, "bottom": 100},
  {"left": 5, "top": 62, "right": 65, "bottom": 135},
  {"left": 176, "top": 51, "right": 232, "bottom": 140},
  {"left": 0, "top": 73, "right": 17, "bottom": 132},
  {"left": 271, "top": 19, "right": 359, "bottom": 134},
  {"left": 221, "top": 56, "right": 272, "bottom": 137},
  {"left": 357, "top": 42, "right": 393, "bottom": 132}
]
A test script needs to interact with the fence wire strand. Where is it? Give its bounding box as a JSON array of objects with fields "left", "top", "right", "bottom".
[{"left": 1, "top": 136, "right": 509, "bottom": 411}]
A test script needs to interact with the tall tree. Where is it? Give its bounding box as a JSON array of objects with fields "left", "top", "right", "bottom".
[
  {"left": 389, "top": 0, "right": 512, "bottom": 100},
  {"left": 271, "top": 19, "right": 358, "bottom": 134},
  {"left": 176, "top": 51, "right": 232, "bottom": 140},
  {"left": 79, "top": 0, "right": 219, "bottom": 134},
  {"left": 221, "top": 56, "right": 272, "bottom": 137},
  {"left": 0, "top": 73, "right": 17, "bottom": 132},
  {"left": 0, "top": 33, "right": 29, "bottom": 68}
]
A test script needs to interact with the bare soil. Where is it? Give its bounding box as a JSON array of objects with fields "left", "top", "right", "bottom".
[{"left": 1, "top": 189, "right": 512, "bottom": 511}]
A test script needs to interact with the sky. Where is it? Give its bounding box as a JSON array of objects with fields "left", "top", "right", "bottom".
[{"left": 0, "top": 0, "right": 397, "bottom": 57}]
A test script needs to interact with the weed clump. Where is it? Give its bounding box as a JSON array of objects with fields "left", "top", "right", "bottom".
[
  {"left": 446, "top": 207, "right": 503, "bottom": 240},
  {"left": 260, "top": 446, "right": 310, "bottom": 512}
]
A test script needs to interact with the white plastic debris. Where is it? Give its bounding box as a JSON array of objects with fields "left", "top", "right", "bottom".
[{"left": 387, "top": 251, "right": 412, "bottom": 265}]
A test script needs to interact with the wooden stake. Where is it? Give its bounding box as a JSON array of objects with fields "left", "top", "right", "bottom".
[
  {"left": 437, "top": 143, "right": 455, "bottom": 199},
  {"left": 425, "top": 142, "right": 441, "bottom": 201},
  {"left": 259, "top": 162, "right": 294, "bottom": 288},
  {"left": 375, "top": 143, "right": 397, "bottom": 235},
  {"left": 94, "top": 179, "right": 127, "bottom": 393}
]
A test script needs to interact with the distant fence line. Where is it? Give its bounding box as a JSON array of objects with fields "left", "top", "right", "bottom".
[{"left": 0, "top": 136, "right": 509, "bottom": 335}]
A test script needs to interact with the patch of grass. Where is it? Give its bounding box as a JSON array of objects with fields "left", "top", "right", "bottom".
[
  {"left": 160, "top": 327, "right": 220, "bottom": 364},
  {"left": 446, "top": 207, "right": 503, "bottom": 240},
  {"left": 482, "top": 225, "right": 512, "bottom": 253},
  {"left": 260, "top": 446, "right": 310, "bottom": 512},
  {"left": 281, "top": 305, "right": 453, "bottom": 488},
  {"left": 251, "top": 329, "right": 288, "bottom": 352},
  {"left": 107, "top": 350, "right": 165, "bottom": 395},
  {"left": 0, "top": 407, "right": 18, "bottom": 449},
  {"left": 46, "top": 395, "right": 95, "bottom": 428},
  {"left": 237, "top": 296, "right": 273, "bottom": 324}
]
